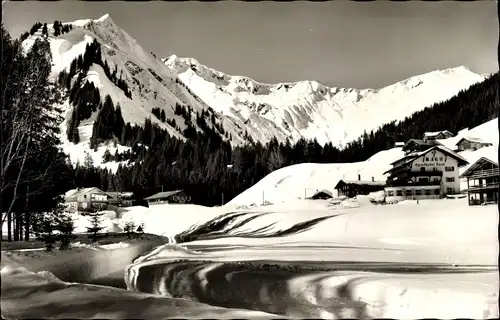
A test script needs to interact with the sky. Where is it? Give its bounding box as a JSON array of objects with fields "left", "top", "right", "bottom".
[{"left": 3, "top": 1, "right": 498, "bottom": 89}]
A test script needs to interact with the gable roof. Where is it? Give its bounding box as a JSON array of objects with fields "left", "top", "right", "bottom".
[
  {"left": 309, "top": 190, "right": 333, "bottom": 199},
  {"left": 335, "top": 179, "right": 386, "bottom": 188},
  {"left": 459, "top": 157, "right": 499, "bottom": 178},
  {"left": 106, "top": 191, "right": 134, "bottom": 199},
  {"left": 64, "top": 187, "right": 108, "bottom": 201},
  {"left": 402, "top": 139, "right": 441, "bottom": 149},
  {"left": 144, "top": 190, "right": 184, "bottom": 201},
  {"left": 384, "top": 145, "right": 469, "bottom": 175},
  {"left": 455, "top": 137, "right": 493, "bottom": 146},
  {"left": 424, "top": 130, "right": 453, "bottom": 137}
]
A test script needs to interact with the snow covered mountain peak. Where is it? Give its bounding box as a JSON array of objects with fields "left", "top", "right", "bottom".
[
  {"left": 21, "top": 14, "right": 487, "bottom": 169},
  {"left": 96, "top": 13, "right": 112, "bottom": 22},
  {"left": 163, "top": 54, "right": 485, "bottom": 146}
]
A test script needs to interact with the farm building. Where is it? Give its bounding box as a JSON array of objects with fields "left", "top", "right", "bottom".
[
  {"left": 455, "top": 137, "right": 493, "bottom": 152},
  {"left": 334, "top": 177, "right": 386, "bottom": 198},
  {"left": 423, "top": 130, "right": 454, "bottom": 142},
  {"left": 402, "top": 139, "right": 441, "bottom": 155},
  {"left": 144, "top": 190, "right": 191, "bottom": 205},
  {"left": 105, "top": 192, "right": 135, "bottom": 207},
  {"left": 308, "top": 190, "right": 333, "bottom": 200}
]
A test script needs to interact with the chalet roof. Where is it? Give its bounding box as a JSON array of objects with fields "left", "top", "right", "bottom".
[
  {"left": 455, "top": 137, "right": 493, "bottom": 146},
  {"left": 384, "top": 145, "right": 469, "bottom": 175},
  {"left": 64, "top": 187, "right": 108, "bottom": 202},
  {"left": 334, "top": 179, "right": 386, "bottom": 188},
  {"left": 459, "top": 157, "right": 499, "bottom": 178},
  {"left": 144, "top": 190, "right": 184, "bottom": 201},
  {"left": 402, "top": 139, "right": 441, "bottom": 149},
  {"left": 106, "top": 191, "right": 134, "bottom": 199},
  {"left": 309, "top": 189, "right": 333, "bottom": 198},
  {"left": 424, "top": 130, "right": 453, "bottom": 137}
]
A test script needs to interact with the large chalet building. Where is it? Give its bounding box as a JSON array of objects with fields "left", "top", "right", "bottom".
[{"left": 384, "top": 144, "right": 468, "bottom": 203}]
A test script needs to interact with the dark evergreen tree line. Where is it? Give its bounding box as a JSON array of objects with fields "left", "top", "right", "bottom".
[{"left": 151, "top": 107, "right": 166, "bottom": 122}]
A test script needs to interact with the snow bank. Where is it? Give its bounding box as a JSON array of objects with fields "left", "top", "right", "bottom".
[{"left": 0, "top": 265, "right": 280, "bottom": 319}]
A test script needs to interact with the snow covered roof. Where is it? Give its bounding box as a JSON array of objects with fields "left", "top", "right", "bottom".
[
  {"left": 335, "top": 180, "right": 386, "bottom": 188},
  {"left": 424, "top": 130, "right": 453, "bottom": 137},
  {"left": 105, "top": 191, "right": 134, "bottom": 199},
  {"left": 64, "top": 187, "right": 108, "bottom": 201},
  {"left": 455, "top": 137, "right": 493, "bottom": 145},
  {"left": 384, "top": 145, "right": 469, "bottom": 175},
  {"left": 144, "top": 190, "right": 184, "bottom": 201}
]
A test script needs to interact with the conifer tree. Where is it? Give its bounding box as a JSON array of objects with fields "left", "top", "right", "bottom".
[{"left": 42, "top": 23, "right": 48, "bottom": 36}]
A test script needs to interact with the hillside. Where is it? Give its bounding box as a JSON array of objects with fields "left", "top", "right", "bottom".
[
  {"left": 228, "top": 118, "right": 498, "bottom": 207},
  {"left": 20, "top": 14, "right": 486, "bottom": 169}
]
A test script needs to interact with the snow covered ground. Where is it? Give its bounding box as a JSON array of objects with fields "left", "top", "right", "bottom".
[{"left": 2, "top": 197, "right": 497, "bottom": 319}]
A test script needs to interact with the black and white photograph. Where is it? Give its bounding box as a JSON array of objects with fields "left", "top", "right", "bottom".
[{"left": 1, "top": 0, "right": 499, "bottom": 318}]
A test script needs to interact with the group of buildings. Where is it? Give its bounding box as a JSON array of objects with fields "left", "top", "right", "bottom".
[
  {"left": 64, "top": 131, "right": 498, "bottom": 212},
  {"left": 64, "top": 187, "right": 191, "bottom": 213},
  {"left": 328, "top": 131, "right": 498, "bottom": 206}
]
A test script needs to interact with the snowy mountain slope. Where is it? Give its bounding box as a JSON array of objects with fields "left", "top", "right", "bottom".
[
  {"left": 22, "top": 15, "right": 248, "bottom": 169},
  {"left": 21, "top": 14, "right": 487, "bottom": 168},
  {"left": 165, "top": 55, "right": 486, "bottom": 146},
  {"left": 228, "top": 118, "right": 499, "bottom": 207}
]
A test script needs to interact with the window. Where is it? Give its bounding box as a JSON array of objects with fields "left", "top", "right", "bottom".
[
  {"left": 434, "top": 189, "right": 440, "bottom": 195},
  {"left": 415, "top": 190, "right": 422, "bottom": 195},
  {"left": 425, "top": 157, "right": 429, "bottom": 161},
  {"left": 405, "top": 189, "right": 413, "bottom": 196},
  {"left": 445, "top": 166, "right": 455, "bottom": 172},
  {"left": 420, "top": 167, "right": 426, "bottom": 172},
  {"left": 420, "top": 178, "right": 429, "bottom": 183},
  {"left": 447, "top": 188, "right": 454, "bottom": 194},
  {"left": 387, "top": 191, "right": 394, "bottom": 197},
  {"left": 433, "top": 177, "right": 440, "bottom": 182},
  {"left": 396, "top": 190, "right": 403, "bottom": 196},
  {"left": 432, "top": 167, "right": 438, "bottom": 171},
  {"left": 439, "top": 157, "right": 443, "bottom": 161},
  {"left": 424, "top": 189, "right": 431, "bottom": 196},
  {"left": 446, "top": 177, "right": 455, "bottom": 182}
]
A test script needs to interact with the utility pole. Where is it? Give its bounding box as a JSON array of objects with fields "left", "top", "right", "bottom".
[
  {"left": 262, "top": 190, "right": 265, "bottom": 205},
  {"left": 221, "top": 193, "right": 224, "bottom": 206}
]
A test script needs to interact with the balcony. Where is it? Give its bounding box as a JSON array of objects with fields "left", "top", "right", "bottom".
[
  {"left": 465, "top": 168, "right": 500, "bottom": 180},
  {"left": 387, "top": 179, "right": 441, "bottom": 187},
  {"left": 466, "top": 182, "right": 500, "bottom": 193}
]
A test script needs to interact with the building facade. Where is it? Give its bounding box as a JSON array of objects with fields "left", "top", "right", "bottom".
[
  {"left": 65, "top": 187, "right": 110, "bottom": 212},
  {"left": 384, "top": 146, "right": 468, "bottom": 203},
  {"left": 334, "top": 178, "right": 386, "bottom": 198},
  {"left": 460, "top": 157, "right": 499, "bottom": 205},
  {"left": 106, "top": 192, "right": 135, "bottom": 207}
]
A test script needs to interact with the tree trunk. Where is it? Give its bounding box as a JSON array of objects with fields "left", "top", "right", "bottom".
[
  {"left": 7, "top": 212, "right": 12, "bottom": 241},
  {"left": 24, "top": 212, "right": 30, "bottom": 241},
  {"left": 13, "top": 213, "right": 19, "bottom": 241},
  {"left": 19, "top": 213, "right": 24, "bottom": 241}
]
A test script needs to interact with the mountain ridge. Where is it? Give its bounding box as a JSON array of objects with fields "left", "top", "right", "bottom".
[{"left": 19, "top": 14, "right": 487, "bottom": 169}]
